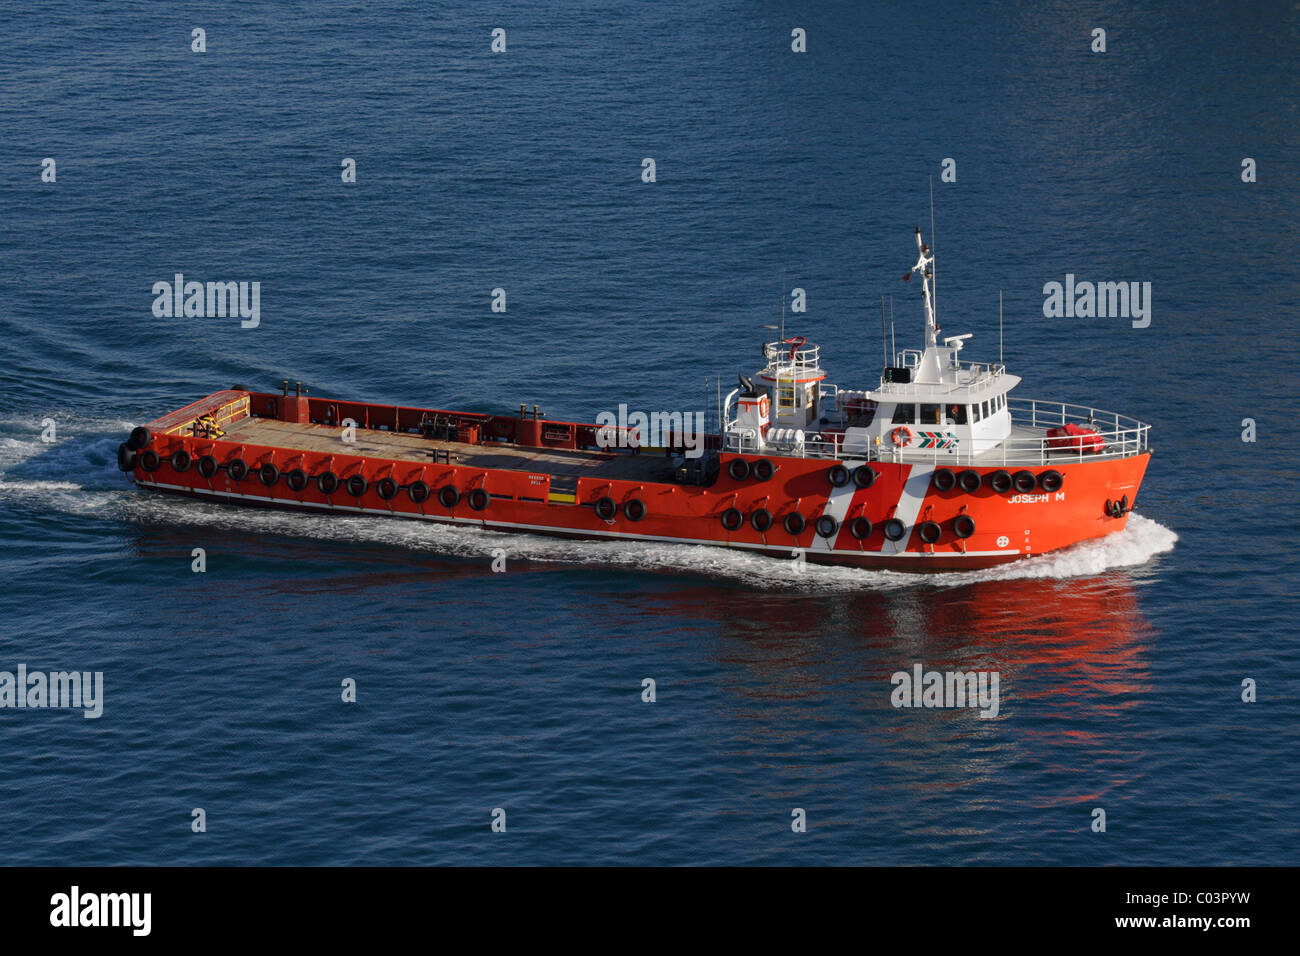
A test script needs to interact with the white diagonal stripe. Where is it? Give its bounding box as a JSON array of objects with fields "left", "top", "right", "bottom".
[
  {"left": 883, "top": 464, "right": 933, "bottom": 553},
  {"left": 810, "top": 461, "right": 865, "bottom": 552}
]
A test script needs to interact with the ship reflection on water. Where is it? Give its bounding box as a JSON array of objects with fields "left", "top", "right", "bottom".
[
  {"left": 688, "top": 572, "right": 1151, "bottom": 720},
  {"left": 124, "top": 515, "right": 1159, "bottom": 860},
  {"left": 683, "top": 573, "right": 1156, "bottom": 851}
]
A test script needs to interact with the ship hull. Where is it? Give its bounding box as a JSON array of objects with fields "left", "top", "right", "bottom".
[{"left": 122, "top": 389, "right": 1150, "bottom": 573}]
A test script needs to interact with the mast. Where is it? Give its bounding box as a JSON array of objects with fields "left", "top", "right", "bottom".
[
  {"left": 780, "top": 269, "right": 786, "bottom": 343},
  {"left": 929, "top": 177, "right": 936, "bottom": 327},
  {"left": 890, "top": 296, "right": 896, "bottom": 362},
  {"left": 912, "top": 227, "right": 937, "bottom": 349},
  {"left": 880, "top": 295, "right": 887, "bottom": 371}
]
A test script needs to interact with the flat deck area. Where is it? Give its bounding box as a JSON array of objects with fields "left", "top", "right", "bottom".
[{"left": 223, "top": 416, "right": 679, "bottom": 483}]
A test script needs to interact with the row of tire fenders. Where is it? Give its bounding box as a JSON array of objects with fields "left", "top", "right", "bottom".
[
  {"left": 720, "top": 457, "right": 990, "bottom": 545},
  {"left": 726, "top": 457, "right": 1065, "bottom": 496},
  {"left": 715, "top": 457, "right": 1070, "bottom": 545},
  {"left": 118, "top": 429, "right": 1125, "bottom": 541},
  {"left": 118, "top": 427, "right": 649, "bottom": 520}
]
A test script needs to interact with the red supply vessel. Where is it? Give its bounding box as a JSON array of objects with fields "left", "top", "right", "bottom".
[{"left": 118, "top": 229, "right": 1150, "bottom": 571}]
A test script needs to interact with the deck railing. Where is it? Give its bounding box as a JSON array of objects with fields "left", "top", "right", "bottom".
[
  {"left": 892, "top": 397, "right": 1150, "bottom": 466},
  {"left": 999, "top": 396, "right": 1149, "bottom": 464},
  {"left": 873, "top": 351, "right": 1008, "bottom": 395},
  {"left": 722, "top": 392, "right": 1150, "bottom": 466},
  {"left": 762, "top": 341, "right": 822, "bottom": 371}
]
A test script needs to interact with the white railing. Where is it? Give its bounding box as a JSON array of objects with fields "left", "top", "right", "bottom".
[
  {"left": 1007, "top": 396, "right": 1149, "bottom": 461},
  {"left": 891, "top": 397, "right": 1150, "bottom": 466},
  {"left": 723, "top": 429, "right": 847, "bottom": 459},
  {"left": 895, "top": 349, "right": 923, "bottom": 368},
  {"left": 955, "top": 360, "right": 1006, "bottom": 387},
  {"left": 801, "top": 432, "right": 844, "bottom": 459},
  {"left": 875, "top": 353, "right": 1007, "bottom": 395},
  {"left": 723, "top": 394, "right": 1149, "bottom": 467},
  {"left": 725, "top": 424, "right": 762, "bottom": 454},
  {"left": 763, "top": 341, "right": 821, "bottom": 371},
  {"left": 818, "top": 383, "right": 839, "bottom": 418}
]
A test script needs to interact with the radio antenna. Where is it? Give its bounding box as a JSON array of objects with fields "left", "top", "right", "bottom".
[
  {"left": 889, "top": 295, "right": 896, "bottom": 363},
  {"left": 929, "top": 176, "right": 937, "bottom": 323},
  {"left": 999, "top": 290, "right": 1004, "bottom": 367},
  {"left": 780, "top": 268, "right": 786, "bottom": 342},
  {"left": 880, "top": 295, "right": 887, "bottom": 370}
]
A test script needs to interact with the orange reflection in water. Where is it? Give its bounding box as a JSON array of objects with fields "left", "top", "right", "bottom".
[{"left": 653, "top": 573, "right": 1155, "bottom": 812}]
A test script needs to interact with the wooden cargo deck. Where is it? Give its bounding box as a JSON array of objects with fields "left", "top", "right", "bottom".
[{"left": 222, "top": 416, "right": 680, "bottom": 483}]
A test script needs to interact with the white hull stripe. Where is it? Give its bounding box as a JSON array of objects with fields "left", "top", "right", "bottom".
[
  {"left": 138, "top": 479, "right": 1019, "bottom": 559},
  {"left": 882, "top": 464, "right": 934, "bottom": 554},
  {"left": 809, "top": 460, "right": 863, "bottom": 553}
]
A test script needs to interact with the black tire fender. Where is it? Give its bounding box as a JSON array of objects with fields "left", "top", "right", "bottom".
[
  {"left": 853, "top": 465, "right": 877, "bottom": 489},
  {"left": 127, "top": 426, "right": 152, "bottom": 451}
]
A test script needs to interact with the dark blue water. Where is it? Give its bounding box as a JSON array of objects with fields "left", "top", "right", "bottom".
[{"left": 1, "top": 1, "right": 1296, "bottom": 864}]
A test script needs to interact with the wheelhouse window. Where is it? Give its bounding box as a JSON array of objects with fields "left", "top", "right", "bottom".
[
  {"left": 946, "top": 404, "right": 968, "bottom": 425},
  {"left": 891, "top": 403, "right": 916, "bottom": 424},
  {"left": 920, "top": 403, "right": 941, "bottom": 425},
  {"left": 972, "top": 402, "right": 982, "bottom": 422}
]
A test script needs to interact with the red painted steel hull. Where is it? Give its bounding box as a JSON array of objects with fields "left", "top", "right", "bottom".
[{"left": 125, "top": 389, "right": 1150, "bottom": 572}]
